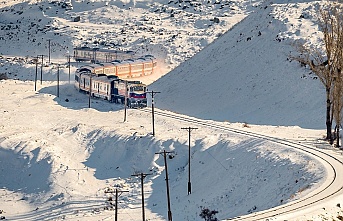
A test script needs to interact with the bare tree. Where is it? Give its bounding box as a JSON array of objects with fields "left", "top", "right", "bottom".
[
  {"left": 332, "top": 72, "right": 343, "bottom": 147},
  {"left": 331, "top": 4, "right": 343, "bottom": 147},
  {"left": 291, "top": 2, "right": 343, "bottom": 142}
]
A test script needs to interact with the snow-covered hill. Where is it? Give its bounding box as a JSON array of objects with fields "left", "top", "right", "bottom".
[
  {"left": 1, "top": 0, "right": 343, "bottom": 220},
  {"left": 0, "top": 0, "right": 257, "bottom": 70},
  {"left": 150, "top": 0, "right": 325, "bottom": 129}
]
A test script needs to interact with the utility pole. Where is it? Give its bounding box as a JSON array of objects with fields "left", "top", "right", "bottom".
[
  {"left": 105, "top": 188, "right": 129, "bottom": 221},
  {"left": 66, "top": 55, "right": 72, "bottom": 84},
  {"left": 146, "top": 90, "right": 161, "bottom": 136},
  {"left": 56, "top": 64, "right": 60, "bottom": 97},
  {"left": 155, "top": 150, "right": 173, "bottom": 221},
  {"left": 181, "top": 127, "right": 198, "bottom": 195},
  {"left": 34, "top": 56, "right": 38, "bottom": 91},
  {"left": 88, "top": 73, "right": 93, "bottom": 108},
  {"left": 48, "top": 39, "right": 51, "bottom": 63},
  {"left": 37, "top": 55, "right": 45, "bottom": 84},
  {"left": 131, "top": 172, "right": 152, "bottom": 221},
  {"left": 115, "top": 189, "right": 129, "bottom": 221},
  {"left": 124, "top": 80, "right": 128, "bottom": 122}
]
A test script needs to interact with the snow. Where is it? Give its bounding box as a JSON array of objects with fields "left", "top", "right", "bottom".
[{"left": 0, "top": 0, "right": 343, "bottom": 220}]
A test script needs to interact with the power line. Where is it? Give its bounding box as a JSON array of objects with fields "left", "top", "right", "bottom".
[{"left": 205, "top": 150, "right": 229, "bottom": 171}]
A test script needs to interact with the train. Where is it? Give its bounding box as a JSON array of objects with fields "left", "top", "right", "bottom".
[
  {"left": 74, "top": 67, "right": 148, "bottom": 108},
  {"left": 74, "top": 53, "right": 158, "bottom": 107}
]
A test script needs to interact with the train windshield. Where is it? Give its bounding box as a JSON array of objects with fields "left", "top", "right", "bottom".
[{"left": 130, "top": 85, "right": 146, "bottom": 92}]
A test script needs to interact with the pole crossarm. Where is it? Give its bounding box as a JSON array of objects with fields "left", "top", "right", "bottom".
[
  {"left": 131, "top": 172, "right": 153, "bottom": 179},
  {"left": 146, "top": 91, "right": 161, "bottom": 96}
]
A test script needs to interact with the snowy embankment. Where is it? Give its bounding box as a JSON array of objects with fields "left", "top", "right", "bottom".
[{"left": 0, "top": 78, "right": 332, "bottom": 220}]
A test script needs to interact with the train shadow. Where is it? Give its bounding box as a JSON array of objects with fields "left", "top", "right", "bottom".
[{"left": 38, "top": 83, "right": 123, "bottom": 112}]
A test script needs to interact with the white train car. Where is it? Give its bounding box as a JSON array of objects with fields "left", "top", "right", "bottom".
[{"left": 73, "top": 47, "right": 134, "bottom": 63}]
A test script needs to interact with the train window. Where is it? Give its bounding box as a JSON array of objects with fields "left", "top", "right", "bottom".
[{"left": 131, "top": 86, "right": 145, "bottom": 91}]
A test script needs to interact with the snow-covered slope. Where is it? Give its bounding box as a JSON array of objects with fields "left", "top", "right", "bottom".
[
  {"left": 0, "top": 80, "right": 330, "bottom": 220},
  {"left": 150, "top": 0, "right": 325, "bottom": 129}
]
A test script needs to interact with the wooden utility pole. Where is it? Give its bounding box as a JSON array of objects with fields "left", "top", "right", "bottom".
[
  {"left": 131, "top": 172, "right": 152, "bottom": 221},
  {"left": 66, "top": 55, "right": 72, "bottom": 84},
  {"left": 48, "top": 39, "right": 51, "bottom": 63},
  {"left": 181, "top": 127, "right": 198, "bottom": 195},
  {"left": 88, "top": 73, "right": 93, "bottom": 108},
  {"left": 34, "top": 56, "right": 38, "bottom": 91},
  {"left": 155, "top": 150, "right": 173, "bottom": 221},
  {"left": 146, "top": 90, "right": 161, "bottom": 136},
  {"left": 124, "top": 80, "right": 128, "bottom": 122},
  {"left": 37, "top": 55, "right": 45, "bottom": 84},
  {"left": 115, "top": 189, "right": 129, "bottom": 221},
  {"left": 56, "top": 64, "right": 60, "bottom": 97}
]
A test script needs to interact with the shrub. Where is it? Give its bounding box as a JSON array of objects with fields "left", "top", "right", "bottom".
[{"left": 199, "top": 207, "right": 218, "bottom": 221}]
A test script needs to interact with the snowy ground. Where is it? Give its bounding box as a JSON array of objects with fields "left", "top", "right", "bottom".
[
  {"left": 0, "top": 77, "right": 341, "bottom": 221},
  {"left": 1, "top": 0, "right": 343, "bottom": 220}
]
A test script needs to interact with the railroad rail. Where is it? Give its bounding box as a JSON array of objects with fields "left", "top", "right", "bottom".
[{"left": 139, "top": 108, "right": 343, "bottom": 220}]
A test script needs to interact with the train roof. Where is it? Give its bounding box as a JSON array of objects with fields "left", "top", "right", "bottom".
[
  {"left": 73, "top": 47, "right": 134, "bottom": 55},
  {"left": 144, "top": 54, "right": 155, "bottom": 58},
  {"left": 80, "top": 72, "right": 118, "bottom": 81},
  {"left": 77, "top": 57, "right": 156, "bottom": 72}
]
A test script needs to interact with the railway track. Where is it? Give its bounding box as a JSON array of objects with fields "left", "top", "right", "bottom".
[{"left": 139, "top": 108, "right": 343, "bottom": 220}]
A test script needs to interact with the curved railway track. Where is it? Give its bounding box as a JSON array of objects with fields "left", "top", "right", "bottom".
[{"left": 139, "top": 108, "right": 343, "bottom": 220}]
